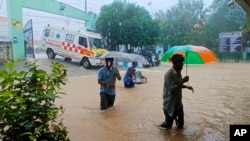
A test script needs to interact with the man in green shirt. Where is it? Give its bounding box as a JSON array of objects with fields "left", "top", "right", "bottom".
[{"left": 159, "top": 54, "right": 194, "bottom": 129}]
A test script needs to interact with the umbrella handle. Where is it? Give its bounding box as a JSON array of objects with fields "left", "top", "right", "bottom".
[
  {"left": 185, "top": 51, "right": 190, "bottom": 86},
  {"left": 186, "top": 51, "right": 188, "bottom": 76}
]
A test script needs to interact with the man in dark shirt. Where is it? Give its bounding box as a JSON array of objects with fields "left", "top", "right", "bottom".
[{"left": 159, "top": 54, "right": 194, "bottom": 129}]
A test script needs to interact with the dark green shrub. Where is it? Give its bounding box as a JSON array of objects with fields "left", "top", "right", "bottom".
[{"left": 0, "top": 60, "right": 70, "bottom": 141}]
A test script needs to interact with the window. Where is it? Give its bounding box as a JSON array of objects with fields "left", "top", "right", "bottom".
[
  {"left": 44, "top": 29, "right": 50, "bottom": 37},
  {"left": 65, "top": 34, "right": 75, "bottom": 43},
  {"left": 89, "top": 38, "right": 102, "bottom": 48},
  {"left": 78, "top": 36, "right": 87, "bottom": 48}
]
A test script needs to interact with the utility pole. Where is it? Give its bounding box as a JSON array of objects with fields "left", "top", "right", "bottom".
[
  {"left": 85, "top": 0, "right": 87, "bottom": 12},
  {"left": 124, "top": 0, "right": 129, "bottom": 4}
]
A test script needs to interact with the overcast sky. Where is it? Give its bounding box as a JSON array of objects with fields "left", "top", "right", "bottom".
[
  {"left": 57, "top": 0, "right": 179, "bottom": 14},
  {"left": 0, "top": 0, "right": 213, "bottom": 40},
  {"left": 0, "top": 0, "right": 213, "bottom": 16},
  {"left": 56, "top": 0, "right": 213, "bottom": 14}
]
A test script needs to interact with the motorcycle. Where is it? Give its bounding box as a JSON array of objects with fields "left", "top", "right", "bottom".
[
  {"left": 153, "top": 53, "right": 161, "bottom": 66},
  {"left": 140, "top": 50, "right": 161, "bottom": 67}
]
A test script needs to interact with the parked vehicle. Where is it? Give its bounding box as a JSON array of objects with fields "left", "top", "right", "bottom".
[
  {"left": 40, "top": 24, "right": 107, "bottom": 69},
  {"left": 140, "top": 50, "right": 153, "bottom": 68}
]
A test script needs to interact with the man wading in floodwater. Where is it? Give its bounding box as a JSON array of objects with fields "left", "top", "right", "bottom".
[
  {"left": 97, "top": 57, "right": 121, "bottom": 110},
  {"left": 159, "top": 54, "right": 194, "bottom": 129}
]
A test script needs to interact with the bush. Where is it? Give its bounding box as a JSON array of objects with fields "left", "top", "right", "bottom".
[{"left": 0, "top": 60, "right": 70, "bottom": 141}]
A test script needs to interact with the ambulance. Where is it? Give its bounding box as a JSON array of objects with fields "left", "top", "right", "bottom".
[{"left": 40, "top": 24, "right": 107, "bottom": 69}]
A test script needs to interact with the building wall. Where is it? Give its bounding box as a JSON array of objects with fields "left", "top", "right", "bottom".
[
  {"left": 0, "top": 16, "right": 9, "bottom": 41},
  {"left": 0, "top": 16, "right": 12, "bottom": 64},
  {"left": 0, "top": 42, "right": 12, "bottom": 64},
  {"left": 155, "top": 44, "right": 164, "bottom": 55},
  {"left": 6, "top": 0, "right": 97, "bottom": 60}
]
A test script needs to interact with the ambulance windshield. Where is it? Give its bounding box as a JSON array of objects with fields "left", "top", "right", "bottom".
[{"left": 89, "top": 38, "right": 102, "bottom": 48}]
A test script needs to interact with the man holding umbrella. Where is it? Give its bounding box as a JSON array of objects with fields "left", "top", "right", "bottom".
[
  {"left": 159, "top": 54, "right": 194, "bottom": 129},
  {"left": 98, "top": 57, "right": 121, "bottom": 110}
]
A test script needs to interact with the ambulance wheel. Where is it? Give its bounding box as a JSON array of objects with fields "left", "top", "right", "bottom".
[
  {"left": 46, "top": 49, "right": 56, "bottom": 59},
  {"left": 81, "top": 58, "right": 91, "bottom": 69}
]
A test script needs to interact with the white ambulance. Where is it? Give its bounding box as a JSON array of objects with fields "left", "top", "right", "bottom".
[{"left": 40, "top": 24, "right": 107, "bottom": 69}]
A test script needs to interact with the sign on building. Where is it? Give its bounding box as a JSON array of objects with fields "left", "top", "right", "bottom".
[{"left": 219, "top": 31, "right": 242, "bottom": 53}]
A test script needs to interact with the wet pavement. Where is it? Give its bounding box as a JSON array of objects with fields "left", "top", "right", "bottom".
[{"left": 0, "top": 53, "right": 121, "bottom": 77}]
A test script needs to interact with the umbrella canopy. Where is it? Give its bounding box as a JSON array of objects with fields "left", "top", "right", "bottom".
[
  {"left": 98, "top": 51, "right": 149, "bottom": 64},
  {"left": 161, "top": 45, "right": 218, "bottom": 64}
]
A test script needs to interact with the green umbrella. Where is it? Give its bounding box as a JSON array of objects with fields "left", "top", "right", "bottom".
[
  {"left": 161, "top": 45, "right": 218, "bottom": 74},
  {"left": 162, "top": 45, "right": 218, "bottom": 64}
]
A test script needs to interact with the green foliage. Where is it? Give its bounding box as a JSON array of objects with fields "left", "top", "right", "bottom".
[
  {"left": 154, "top": 0, "right": 246, "bottom": 52},
  {"left": 0, "top": 60, "right": 69, "bottom": 141},
  {"left": 97, "top": 0, "right": 247, "bottom": 52},
  {"left": 204, "top": 0, "right": 245, "bottom": 51},
  {"left": 155, "top": 0, "right": 205, "bottom": 46},
  {"left": 96, "top": 0, "right": 160, "bottom": 50}
]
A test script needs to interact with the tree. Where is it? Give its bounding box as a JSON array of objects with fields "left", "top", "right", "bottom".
[
  {"left": 155, "top": 0, "right": 205, "bottom": 47},
  {"left": 96, "top": 0, "right": 160, "bottom": 51},
  {"left": 154, "top": 0, "right": 246, "bottom": 53},
  {"left": 204, "top": 0, "right": 245, "bottom": 52}
]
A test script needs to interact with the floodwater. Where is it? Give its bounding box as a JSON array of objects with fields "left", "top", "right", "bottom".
[{"left": 55, "top": 62, "right": 250, "bottom": 141}]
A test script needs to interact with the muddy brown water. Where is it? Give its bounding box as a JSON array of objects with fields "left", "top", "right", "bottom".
[
  {"left": 55, "top": 62, "right": 250, "bottom": 141},
  {"left": 17, "top": 57, "right": 250, "bottom": 141}
]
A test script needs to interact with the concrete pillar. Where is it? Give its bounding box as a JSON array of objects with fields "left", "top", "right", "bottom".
[{"left": 7, "top": 0, "right": 24, "bottom": 60}]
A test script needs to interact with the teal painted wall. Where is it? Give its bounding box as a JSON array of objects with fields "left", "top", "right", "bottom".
[
  {"left": 7, "top": 0, "right": 97, "bottom": 60},
  {"left": 7, "top": 0, "right": 23, "bottom": 60}
]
